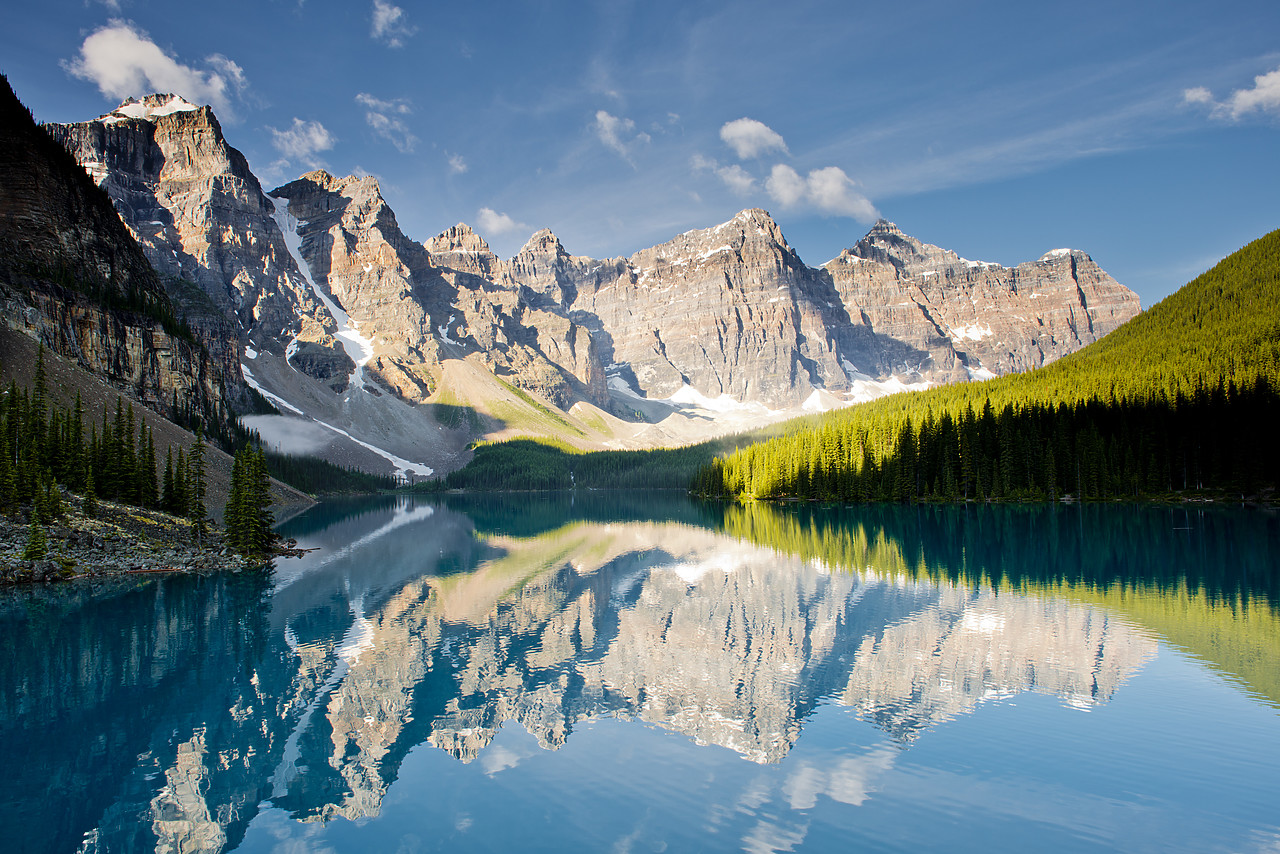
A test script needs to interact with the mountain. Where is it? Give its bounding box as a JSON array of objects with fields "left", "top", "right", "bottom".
[
  {"left": 45, "top": 94, "right": 349, "bottom": 399},
  {"left": 0, "top": 79, "right": 227, "bottom": 423},
  {"left": 47, "top": 94, "right": 1141, "bottom": 478},
  {"left": 695, "top": 228, "right": 1280, "bottom": 501},
  {"left": 827, "top": 219, "right": 1141, "bottom": 381}
]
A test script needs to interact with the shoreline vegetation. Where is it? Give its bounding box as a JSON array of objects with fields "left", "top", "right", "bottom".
[
  {"left": 0, "top": 489, "right": 262, "bottom": 583},
  {"left": 0, "top": 344, "right": 294, "bottom": 584}
]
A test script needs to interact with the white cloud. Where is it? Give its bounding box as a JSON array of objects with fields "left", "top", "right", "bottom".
[
  {"left": 691, "top": 155, "right": 758, "bottom": 195},
  {"left": 593, "top": 110, "right": 650, "bottom": 163},
  {"left": 720, "top": 117, "right": 789, "bottom": 159},
  {"left": 447, "top": 153, "right": 468, "bottom": 174},
  {"left": 1185, "top": 66, "right": 1280, "bottom": 120},
  {"left": 1182, "top": 86, "right": 1214, "bottom": 106},
  {"left": 1225, "top": 67, "right": 1280, "bottom": 118},
  {"left": 268, "top": 118, "right": 335, "bottom": 167},
  {"left": 717, "top": 164, "right": 757, "bottom": 195},
  {"left": 355, "top": 92, "right": 416, "bottom": 153},
  {"left": 371, "top": 0, "right": 417, "bottom": 48},
  {"left": 62, "top": 20, "right": 246, "bottom": 118},
  {"left": 477, "top": 207, "right": 528, "bottom": 236},
  {"left": 766, "top": 164, "right": 878, "bottom": 221},
  {"left": 765, "top": 164, "right": 807, "bottom": 206},
  {"left": 805, "top": 166, "right": 878, "bottom": 219}
]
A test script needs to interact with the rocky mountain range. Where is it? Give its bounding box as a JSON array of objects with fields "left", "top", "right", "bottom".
[{"left": 43, "top": 93, "right": 1142, "bottom": 478}]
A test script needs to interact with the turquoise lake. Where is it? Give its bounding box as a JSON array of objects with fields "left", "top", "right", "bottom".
[{"left": 2, "top": 494, "right": 1278, "bottom": 852}]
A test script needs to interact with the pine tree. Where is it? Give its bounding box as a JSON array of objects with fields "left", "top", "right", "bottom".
[
  {"left": 162, "top": 448, "right": 176, "bottom": 514},
  {"left": 140, "top": 423, "right": 158, "bottom": 508},
  {"left": 225, "top": 448, "right": 247, "bottom": 553},
  {"left": 248, "top": 446, "right": 276, "bottom": 555},
  {"left": 21, "top": 519, "right": 47, "bottom": 561},
  {"left": 44, "top": 470, "right": 65, "bottom": 520},
  {"left": 83, "top": 465, "right": 97, "bottom": 518},
  {"left": 188, "top": 426, "right": 208, "bottom": 541}
]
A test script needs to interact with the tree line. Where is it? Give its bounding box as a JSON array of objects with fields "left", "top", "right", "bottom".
[
  {"left": 692, "top": 228, "right": 1280, "bottom": 503},
  {"left": 692, "top": 380, "right": 1279, "bottom": 501},
  {"left": 1, "top": 345, "right": 279, "bottom": 558}
]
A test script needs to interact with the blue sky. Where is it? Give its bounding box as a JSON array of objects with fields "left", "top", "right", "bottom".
[{"left": 3, "top": 0, "right": 1278, "bottom": 307}]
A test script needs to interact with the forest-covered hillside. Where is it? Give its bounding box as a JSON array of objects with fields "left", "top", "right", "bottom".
[{"left": 692, "top": 229, "right": 1280, "bottom": 501}]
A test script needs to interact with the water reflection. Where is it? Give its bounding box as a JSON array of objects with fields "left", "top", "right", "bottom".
[{"left": 0, "top": 496, "right": 1275, "bottom": 852}]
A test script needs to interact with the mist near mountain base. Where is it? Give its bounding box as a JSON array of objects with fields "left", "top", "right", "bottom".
[{"left": 242, "top": 415, "right": 332, "bottom": 455}]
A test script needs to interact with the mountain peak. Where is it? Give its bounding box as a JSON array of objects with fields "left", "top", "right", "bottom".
[
  {"left": 517, "top": 228, "right": 566, "bottom": 257},
  {"left": 848, "top": 219, "right": 965, "bottom": 274},
  {"left": 98, "top": 94, "right": 203, "bottom": 125},
  {"left": 429, "top": 223, "right": 493, "bottom": 256}
]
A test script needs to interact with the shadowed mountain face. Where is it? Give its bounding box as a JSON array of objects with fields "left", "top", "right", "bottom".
[
  {"left": 10, "top": 497, "right": 1270, "bottom": 850},
  {"left": 45, "top": 94, "right": 1141, "bottom": 475},
  {"left": 0, "top": 81, "right": 229, "bottom": 419}
]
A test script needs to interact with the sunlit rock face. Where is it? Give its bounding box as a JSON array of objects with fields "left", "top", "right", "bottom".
[
  {"left": 46, "top": 96, "right": 347, "bottom": 387},
  {"left": 825, "top": 220, "right": 1141, "bottom": 380},
  {"left": 0, "top": 85, "right": 229, "bottom": 417}
]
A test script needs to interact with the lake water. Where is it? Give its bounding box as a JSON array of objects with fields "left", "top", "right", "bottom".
[{"left": 2, "top": 494, "right": 1278, "bottom": 853}]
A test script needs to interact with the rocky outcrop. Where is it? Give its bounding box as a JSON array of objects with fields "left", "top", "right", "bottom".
[
  {"left": 824, "top": 220, "right": 1141, "bottom": 379},
  {"left": 45, "top": 95, "right": 347, "bottom": 389},
  {"left": 0, "top": 78, "right": 227, "bottom": 418},
  {"left": 272, "top": 172, "right": 609, "bottom": 409},
  {"left": 561, "top": 209, "right": 856, "bottom": 407}
]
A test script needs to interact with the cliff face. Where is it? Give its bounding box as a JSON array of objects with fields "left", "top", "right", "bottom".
[
  {"left": 825, "top": 220, "right": 1141, "bottom": 379},
  {"left": 45, "top": 95, "right": 347, "bottom": 389},
  {"left": 549, "top": 209, "right": 850, "bottom": 408},
  {"left": 273, "top": 172, "right": 609, "bottom": 409},
  {"left": 0, "top": 79, "right": 226, "bottom": 417}
]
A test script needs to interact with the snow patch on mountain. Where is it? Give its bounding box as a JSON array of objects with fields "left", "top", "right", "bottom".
[
  {"left": 268, "top": 195, "right": 374, "bottom": 395},
  {"left": 100, "top": 95, "right": 200, "bottom": 124},
  {"left": 950, "top": 322, "right": 994, "bottom": 342}
]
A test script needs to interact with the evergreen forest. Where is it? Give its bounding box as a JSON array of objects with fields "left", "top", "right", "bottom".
[{"left": 691, "top": 228, "right": 1280, "bottom": 501}]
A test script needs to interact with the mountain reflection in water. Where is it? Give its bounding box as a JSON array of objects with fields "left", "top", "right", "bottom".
[{"left": 0, "top": 495, "right": 1275, "bottom": 853}]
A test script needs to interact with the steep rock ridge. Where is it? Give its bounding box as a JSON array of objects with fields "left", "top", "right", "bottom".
[
  {"left": 418, "top": 221, "right": 609, "bottom": 410},
  {"left": 825, "top": 220, "right": 1141, "bottom": 378},
  {"left": 0, "top": 78, "right": 227, "bottom": 418},
  {"left": 274, "top": 173, "right": 609, "bottom": 410},
  {"left": 271, "top": 171, "right": 432, "bottom": 396},
  {"left": 555, "top": 209, "right": 853, "bottom": 408},
  {"left": 46, "top": 95, "right": 346, "bottom": 384}
]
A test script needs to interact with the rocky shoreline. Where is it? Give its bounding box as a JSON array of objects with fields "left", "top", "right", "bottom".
[{"left": 1, "top": 491, "right": 267, "bottom": 583}]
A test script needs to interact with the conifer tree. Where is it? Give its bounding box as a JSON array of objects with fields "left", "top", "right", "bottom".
[
  {"left": 83, "top": 464, "right": 97, "bottom": 518},
  {"left": 43, "top": 470, "right": 65, "bottom": 520},
  {"left": 162, "top": 448, "right": 175, "bottom": 514},
  {"left": 21, "top": 518, "right": 47, "bottom": 561},
  {"left": 188, "top": 426, "right": 208, "bottom": 541},
  {"left": 140, "top": 423, "right": 158, "bottom": 508},
  {"left": 69, "top": 392, "right": 85, "bottom": 490},
  {"left": 225, "top": 448, "right": 247, "bottom": 553},
  {"left": 248, "top": 446, "right": 276, "bottom": 554}
]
